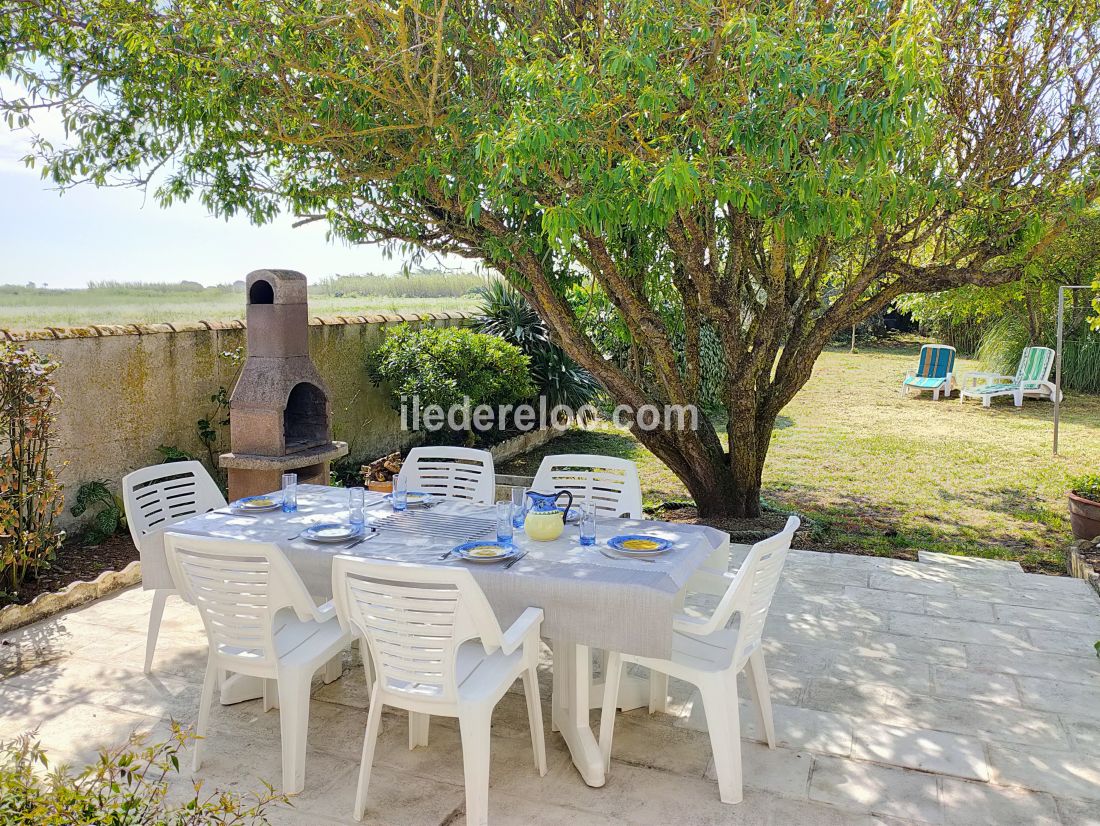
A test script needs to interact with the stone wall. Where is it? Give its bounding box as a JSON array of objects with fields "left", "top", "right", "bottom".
[{"left": 3, "top": 313, "right": 474, "bottom": 529}]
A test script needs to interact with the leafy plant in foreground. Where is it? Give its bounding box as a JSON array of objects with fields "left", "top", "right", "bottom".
[
  {"left": 70, "top": 480, "right": 126, "bottom": 545},
  {"left": 0, "top": 726, "right": 282, "bottom": 824},
  {"left": 0, "top": 345, "right": 64, "bottom": 596}
]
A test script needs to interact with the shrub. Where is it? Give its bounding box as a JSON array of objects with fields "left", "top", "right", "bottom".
[
  {"left": 366, "top": 325, "right": 535, "bottom": 422},
  {"left": 0, "top": 726, "right": 281, "bottom": 824},
  {"left": 1071, "top": 473, "right": 1100, "bottom": 504},
  {"left": 70, "top": 480, "right": 126, "bottom": 545},
  {"left": 474, "top": 282, "right": 600, "bottom": 410},
  {"left": 0, "top": 345, "right": 64, "bottom": 596}
]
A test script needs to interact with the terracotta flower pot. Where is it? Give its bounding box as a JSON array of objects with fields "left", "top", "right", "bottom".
[{"left": 1068, "top": 491, "right": 1100, "bottom": 541}]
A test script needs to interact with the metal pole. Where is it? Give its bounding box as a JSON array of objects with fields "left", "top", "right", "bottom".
[{"left": 1053, "top": 287, "right": 1065, "bottom": 455}]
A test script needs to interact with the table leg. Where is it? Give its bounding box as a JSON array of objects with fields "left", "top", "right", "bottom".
[
  {"left": 551, "top": 640, "right": 606, "bottom": 787},
  {"left": 587, "top": 664, "right": 652, "bottom": 711}
]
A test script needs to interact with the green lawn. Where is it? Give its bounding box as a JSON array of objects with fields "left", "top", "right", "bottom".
[{"left": 504, "top": 341, "right": 1100, "bottom": 572}]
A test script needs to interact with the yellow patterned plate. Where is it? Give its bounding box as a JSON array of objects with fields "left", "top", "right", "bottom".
[
  {"left": 608, "top": 535, "right": 672, "bottom": 555},
  {"left": 452, "top": 541, "right": 517, "bottom": 562}
]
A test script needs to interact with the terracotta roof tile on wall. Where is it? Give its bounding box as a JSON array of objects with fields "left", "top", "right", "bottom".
[{"left": 0, "top": 311, "right": 477, "bottom": 344}]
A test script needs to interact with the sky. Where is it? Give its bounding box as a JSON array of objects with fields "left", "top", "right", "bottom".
[{"left": 0, "top": 99, "right": 464, "bottom": 289}]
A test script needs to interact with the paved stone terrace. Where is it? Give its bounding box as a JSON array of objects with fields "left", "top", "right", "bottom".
[{"left": 1, "top": 548, "right": 1098, "bottom": 825}]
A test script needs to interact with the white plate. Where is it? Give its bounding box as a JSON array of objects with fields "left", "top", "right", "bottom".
[
  {"left": 232, "top": 496, "right": 281, "bottom": 512},
  {"left": 301, "top": 523, "right": 364, "bottom": 543}
]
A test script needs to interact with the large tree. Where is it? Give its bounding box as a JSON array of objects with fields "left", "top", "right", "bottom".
[{"left": 3, "top": 0, "right": 1099, "bottom": 516}]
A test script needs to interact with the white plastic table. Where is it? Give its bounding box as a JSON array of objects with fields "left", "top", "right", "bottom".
[{"left": 169, "top": 484, "right": 728, "bottom": 786}]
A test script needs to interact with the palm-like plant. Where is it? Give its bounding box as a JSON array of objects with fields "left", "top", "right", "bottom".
[{"left": 475, "top": 282, "right": 601, "bottom": 411}]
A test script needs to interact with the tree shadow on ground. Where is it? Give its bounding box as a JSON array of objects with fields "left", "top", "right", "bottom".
[
  {"left": 765, "top": 484, "right": 1063, "bottom": 571},
  {"left": 938, "top": 486, "right": 1065, "bottom": 530},
  {"left": 963, "top": 397, "right": 1100, "bottom": 430}
]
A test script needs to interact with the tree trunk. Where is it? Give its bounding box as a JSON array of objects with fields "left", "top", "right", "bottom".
[{"left": 627, "top": 406, "right": 769, "bottom": 519}]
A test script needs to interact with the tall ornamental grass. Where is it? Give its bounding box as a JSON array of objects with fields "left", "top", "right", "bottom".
[{"left": 0, "top": 345, "right": 64, "bottom": 597}]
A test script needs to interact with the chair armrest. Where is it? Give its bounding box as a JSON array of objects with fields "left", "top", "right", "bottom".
[
  {"left": 501, "top": 607, "right": 544, "bottom": 656},
  {"left": 685, "top": 568, "right": 733, "bottom": 597},
  {"left": 672, "top": 612, "right": 714, "bottom": 636},
  {"left": 312, "top": 599, "right": 338, "bottom": 624}
]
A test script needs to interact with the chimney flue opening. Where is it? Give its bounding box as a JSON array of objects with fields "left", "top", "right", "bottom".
[{"left": 249, "top": 279, "right": 274, "bottom": 304}]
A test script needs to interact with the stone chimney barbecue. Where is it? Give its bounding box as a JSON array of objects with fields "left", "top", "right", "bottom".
[{"left": 219, "top": 269, "right": 348, "bottom": 500}]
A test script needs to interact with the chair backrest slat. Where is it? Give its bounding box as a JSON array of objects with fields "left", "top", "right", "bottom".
[
  {"left": 332, "top": 558, "right": 504, "bottom": 705},
  {"left": 399, "top": 448, "right": 495, "bottom": 505},
  {"left": 123, "top": 461, "right": 226, "bottom": 542},
  {"left": 915, "top": 344, "right": 955, "bottom": 379},
  {"left": 164, "top": 534, "right": 319, "bottom": 672},
  {"left": 1017, "top": 346, "right": 1055, "bottom": 386},
  {"left": 531, "top": 454, "right": 642, "bottom": 519}
]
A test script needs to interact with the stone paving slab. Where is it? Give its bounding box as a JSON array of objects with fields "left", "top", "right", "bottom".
[{"left": 0, "top": 548, "right": 1097, "bottom": 824}]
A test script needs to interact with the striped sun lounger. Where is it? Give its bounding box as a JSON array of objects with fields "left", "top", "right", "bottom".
[
  {"left": 901, "top": 344, "right": 957, "bottom": 400},
  {"left": 959, "top": 345, "right": 1061, "bottom": 408}
]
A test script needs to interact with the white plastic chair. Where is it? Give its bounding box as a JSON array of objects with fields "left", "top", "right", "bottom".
[
  {"left": 397, "top": 447, "right": 496, "bottom": 505},
  {"left": 122, "top": 461, "right": 227, "bottom": 674},
  {"left": 598, "top": 515, "right": 800, "bottom": 804},
  {"left": 163, "top": 533, "right": 350, "bottom": 795},
  {"left": 531, "top": 454, "right": 642, "bottom": 518},
  {"left": 331, "top": 557, "right": 546, "bottom": 825}
]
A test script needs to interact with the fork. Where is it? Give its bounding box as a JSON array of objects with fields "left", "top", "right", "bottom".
[{"left": 504, "top": 551, "right": 528, "bottom": 570}]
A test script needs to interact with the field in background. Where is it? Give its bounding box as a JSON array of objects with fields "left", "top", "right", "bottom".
[
  {"left": 0, "top": 271, "right": 491, "bottom": 329},
  {"left": 504, "top": 341, "right": 1099, "bottom": 571}
]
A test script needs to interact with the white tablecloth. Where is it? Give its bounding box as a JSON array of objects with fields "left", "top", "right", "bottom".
[{"left": 167, "top": 484, "right": 727, "bottom": 659}]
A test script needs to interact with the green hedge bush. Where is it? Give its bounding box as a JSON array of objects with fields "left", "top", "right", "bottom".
[{"left": 367, "top": 325, "right": 536, "bottom": 413}]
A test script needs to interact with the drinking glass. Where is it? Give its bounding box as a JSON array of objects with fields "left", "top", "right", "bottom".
[
  {"left": 579, "top": 504, "right": 596, "bottom": 546},
  {"left": 392, "top": 472, "right": 408, "bottom": 512},
  {"left": 349, "top": 486, "right": 366, "bottom": 528},
  {"left": 496, "top": 501, "right": 514, "bottom": 545},
  {"left": 511, "top": 487, "right": 527, "bottom": 529},
  {"left": 281, "top": 473, "right": 298, "bottom": 513}
]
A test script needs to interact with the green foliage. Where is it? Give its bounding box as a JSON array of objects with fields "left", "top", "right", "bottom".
[
  {"left": 0, "top": 345, "right": 64, "bottom": 596},
  {"left": 900, "top": 211, "right": 1100, "bottom": 392},
  {"left": 70, "top": 480, "right": 125, "bottom": 546},
  {"left": 366, "top": 325, "right": 535, "bottom": 415},
  {"left": 474, "top": 282, "right": 599, "bottom": 410},
  {"left": 971, "top": 313, "right": 1100, "bottom": 394},
  {"left": 4, "top": 0, "right": 1099, "bottom": 515},
  {"left": 0, "top": 726, "right": 281, "bottom": 824},
  {"left": 1070, "top": 474, "right": 1100, "bottom": 504},
  {"left": 156, "top": 445, "right": 196, "bottom": 463}
]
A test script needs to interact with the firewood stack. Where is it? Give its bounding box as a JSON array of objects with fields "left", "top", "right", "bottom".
[{"left": 361, "top": 452, "right": 403, "bottom": 486}]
